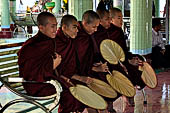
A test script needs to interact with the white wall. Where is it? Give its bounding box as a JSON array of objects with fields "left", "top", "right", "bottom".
[
  {"left": 93, "top": 0, "right": 100, "bottom": 11},
  {"left": 159, "top": 0, "right": 166, "bottom": 17},
  {"left": 16, "top": 0, "right": 36, "bottom": 12}
]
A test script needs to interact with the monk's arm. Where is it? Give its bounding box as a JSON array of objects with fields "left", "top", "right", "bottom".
[
  {"left": 92, "top": 62, "right": 109, "bottom": 72},
  {"left": 53, "top": 53, "right": 62, "bottom": 69}
]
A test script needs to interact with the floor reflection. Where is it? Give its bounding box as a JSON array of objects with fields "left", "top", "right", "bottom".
[{"left": 123, "top": 69, "right": 170, "bottom": 113}]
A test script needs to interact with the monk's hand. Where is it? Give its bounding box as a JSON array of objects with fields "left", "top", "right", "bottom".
[
  {"left": 93, "top": 62, "right": 103, "bottom": 67},
  {"left": 160, "top": 49, "right": 166, "bottom": 55},
  {"left": 71, "top": 75, "right": 93, "bottom": 85},
  {"left": 60, "top": 75, "right": 74, "bottom": 86},
  {"left": 84, "top": 77, "right": 93, "bottom": 85},
  {"left": 92, "top": 62, "right": 109, "bottom": 72},
  {"left": 53, "top": 53, "right": 62, "bottom": 69},
  {"left": 80, "top": 76, "right": 93, "bottom": 85}
]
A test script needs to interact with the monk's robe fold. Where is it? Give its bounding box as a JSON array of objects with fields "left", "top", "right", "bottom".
[
  {"left": 56, "top": 28, "right": 78, "bottom": 79},
  {"left": 55, "top": 28, "right": 85, "bottom": 113},
  {"left": 18, "top": 31, "right": 57, "bottom": 96},
  {"left": 74, "top": 22, "right": 94, "bottom": 77}
]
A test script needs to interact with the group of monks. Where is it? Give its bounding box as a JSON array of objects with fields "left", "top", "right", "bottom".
[{"left": 17, "top": 1, "right": 146, "bottom": 113}]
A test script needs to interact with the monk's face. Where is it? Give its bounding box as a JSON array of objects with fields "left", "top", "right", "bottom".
[
  {"left": 110, "top": 12, "right": 123, "bottom": 28},
  {"left": 40, "top": 17, "right": 58, "bottom": 38},
  {"left": 84, "top": 19, "right": 100, "bottom": 35},
  {"left": 63, "top": 20, "right": 79, "bottom": 38},
  {"left": 100, "top": 12, "right": 111, "bottom": 29}
]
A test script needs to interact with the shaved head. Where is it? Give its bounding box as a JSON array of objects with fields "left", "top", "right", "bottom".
[
  {"left": 109, "top": 7, "right": 122, "bottom": 18},
  {"left": 82, "top": 10, "right": 100, "bottom": 24},
  {"left": 61, "top": 15, "right": 77, "bottom": 27},
  {"left": 37, "top": 12, "right": 55, "bottom": 26}
]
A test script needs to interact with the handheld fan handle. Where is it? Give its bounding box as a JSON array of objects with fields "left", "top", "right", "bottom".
[{"left": 118, "top": 61, "right": 128, "bottom": 74}]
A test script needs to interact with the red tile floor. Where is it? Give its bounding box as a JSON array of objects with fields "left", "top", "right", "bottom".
[{"left": 0, "top": 69, "right": 170, "bottom": 113}]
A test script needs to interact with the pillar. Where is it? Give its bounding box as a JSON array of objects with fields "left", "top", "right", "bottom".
[
  {"left": 0, "top": 1, "right": 1, "bottom": 27},
  {"left": 154, "top": 0, "right": 160, "bottom": 17},
  {"left": 130, "top": 0, "right": 152, "bottom": 55},
  {"left": 68, "top": 0, "right": 93, "bottom": 21},
  {"left": 9, "top": 0, "right": 16, "bottom": 31},
  {"left": 0, "top": 0, "right": 12, "bottom": 38},
  {"left": 52, "top": 0, "right": 61, "bottom": 14}
]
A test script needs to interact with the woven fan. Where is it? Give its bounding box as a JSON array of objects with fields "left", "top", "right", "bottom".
[
  {"left": 69, "top": 84, "right": 108, "bottom": 109},
  {"left": 100, "top": 39, "right": 125, "bottom": 65},
  {"left": 139, "top": 62, "right": 157, "bottom": 88},
  {"left": 106, "top": 70, "right": 136, "bottom": 97},
  {"left": 87, "top": 78, "right": 117, "bottom": 98},
  {"left": 72, "top": 75, "right": 117, "bottom": 98}
]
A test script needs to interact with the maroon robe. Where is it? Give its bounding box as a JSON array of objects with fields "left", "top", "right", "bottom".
[
  {"left": 93, "top": 24, "right": 145, "bottom": 89},
  {"left": 74, "top": 22, "right": 94, "bottom": 76},
  {"left": 55, "top": 28, "right": 78, "bottom": 79},
  {"left": 55, "top": 28, "right": 85, "bottom": 113},
  {"left": 18, "top": 31, "right": 57, "bottom": 97}
]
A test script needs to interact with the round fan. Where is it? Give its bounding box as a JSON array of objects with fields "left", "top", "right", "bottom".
[
  {"left": 87, "top": 78, "right": 117, "bottom": 98},
  {"left": 139, "top": 62, "right": 157, "bottom": 88},
  {"left": 106, "top": 70, "right": 136, "bottom": 97},
  {"left": 100, "top": 39, "right": 125, "bottom": 64},
  {"left": 69, "top": 84, "right": 108, "bottom": 109}
]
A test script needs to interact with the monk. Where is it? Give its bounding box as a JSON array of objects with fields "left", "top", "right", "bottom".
[
  {"left": 18, "top": 12, "right": 61, "bottom": 96},
  {"left": 55, "top": 14, "right": 86, "bottom": 113},
  {"left": 74, "top": 10, "right": 109, "bottom": 76}
]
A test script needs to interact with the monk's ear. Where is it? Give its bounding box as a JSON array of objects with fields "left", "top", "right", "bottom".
[
  {"left": 62, "top": 24, "right": 67, "bottom": 30},
  {"left": 39, "top": 25, "right": 44, "bottom": 31},
  {"left": 110, "top": 18, "right": 114, "bottom": 24},
  {"left": 84, "top": 21, "right": 88, "bottom": 26}
]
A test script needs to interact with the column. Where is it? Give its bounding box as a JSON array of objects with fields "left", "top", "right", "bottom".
[
  {"left": 68, "top": 0, "right": 93, "bottom": 21},
  {"left": 9, "top": 0, "right": 16, "bottom": 31},
  {"left": 0, "top": 0, "right": 12, "bottom": 38},
  {"left": 130, "top": 0, "right": 152, "bottom": 55},
  {"left": 0, "top": 1, "right": 2, "bottom": 27},
  {"left": 52, "top": 0, "right": 61, "bottom": 14},
  {"left": 1, "top": 0, "right": 10, "bottom": 30},
  {"left": 154, "top": 0, "right": 160, "bottom": 17},
  {"left": 10, "top": 0, "right": 16, "bottom": 13}
]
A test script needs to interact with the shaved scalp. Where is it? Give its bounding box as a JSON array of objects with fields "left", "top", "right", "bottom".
[
  {"left": 109, "top": 7, "right": 122, "bottom": 18},
  {"left": 96, "top": 1, "right": 109, "bottom": 19},
  {"left": 37, "top": 12, "right": 55, "bottom": 26},
  {"left": 61, "top": 15, "right": 77, "bottom": 27},
  {"left": 82, "top": 10, "right": 100, "bottom": 24}
]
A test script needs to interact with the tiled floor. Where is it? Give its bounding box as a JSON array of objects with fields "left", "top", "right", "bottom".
[
  {"left": 0, "top": 69, "right": 170, "bottom": 113},
  {"left": 123, "top": 69, "right": 170, "bottom": 113}
]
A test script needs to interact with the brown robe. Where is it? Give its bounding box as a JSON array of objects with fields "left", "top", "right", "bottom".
[
  {"left": 18, "top": 31, "right": 57, "bottom": 97},
  {"left": 74, "top": 22, "right": 94, "bottom": 77},
  {"left": 55, "top": 28, "right": 86, "bottom": 113}
]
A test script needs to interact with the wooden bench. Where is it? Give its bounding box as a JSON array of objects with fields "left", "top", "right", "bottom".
[{"left": 0, "top": 42, "right": 61, "bottom": 113}]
